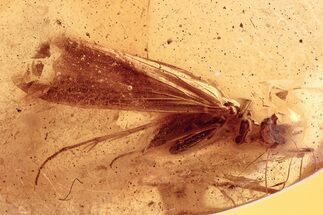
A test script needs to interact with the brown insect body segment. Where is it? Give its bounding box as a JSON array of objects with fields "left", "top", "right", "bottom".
[
  {"left": 149, "top": 113, "right": 226, "bottom": 153},
  {"left": 169, "top": 129, "right": 214, "bottom": 154},
  {"left": 235, "top": 119, "right": 251, "bottom": 144}
]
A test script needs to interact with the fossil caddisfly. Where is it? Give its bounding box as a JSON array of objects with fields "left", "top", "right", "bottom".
[{"left": 15, "top": 36, "right": 294, "bottom": 186}]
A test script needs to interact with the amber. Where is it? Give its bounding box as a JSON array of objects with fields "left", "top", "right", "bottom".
[{"left": 0, "top": 1, "right": 322, "bottom": 214}]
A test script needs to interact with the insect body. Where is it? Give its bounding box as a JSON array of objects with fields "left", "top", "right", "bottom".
[{"left": 14, "top": 36, "right": 288, "bottom": 185}]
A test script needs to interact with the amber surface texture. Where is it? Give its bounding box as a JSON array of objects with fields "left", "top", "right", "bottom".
[{"left": 0, "top": 1, "right": 322, "bottom": 214}]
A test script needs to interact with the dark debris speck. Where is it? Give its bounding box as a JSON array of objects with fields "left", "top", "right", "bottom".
[{"left": 56, "top": 19, "right": 62, "bottom": 25}]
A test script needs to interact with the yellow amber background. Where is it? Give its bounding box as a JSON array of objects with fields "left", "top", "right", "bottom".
[{"left": 0, "top": 0, "right": 322, "bottom": 214}]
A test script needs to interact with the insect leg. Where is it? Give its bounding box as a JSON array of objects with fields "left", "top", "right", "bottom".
[
  {"left": 213, "top": 179, "right": 279, "bottom": 194},
  {"left": 83, "top": 121, "right": 157, "bottom": 151},
  {"left": 109, "top": 125, "right": 219, "bottom": 167},
  {"left": 281, "top": 157, "right": 293, "bottom": 190},
  {"left": 59, "top": 178, "right": 83, "bottom": 201},
  {"left": 265, "top": 149, "right": 271, "bottom": 194},
  {"left": 108, "top": 114, "right": 227, "bottom": 168},
  {"left": 217, "top": 188, "right": 236, "bottom": 207},
  {"left": 237, "top": 99, "right": 252, "bottom": 117},
  {"left": 35, "top": 121, "right": 158, "bottom": 186},
  {"left": 241, "top": 149, "right": 268, "bottom": 173},
  {"left": 109, "top": 150, "right": 141, "bottom": 168}
]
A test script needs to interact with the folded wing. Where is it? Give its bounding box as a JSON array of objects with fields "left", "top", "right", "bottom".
[{"left": 15, "top": 36, "right": 238, "bottom": 115}]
